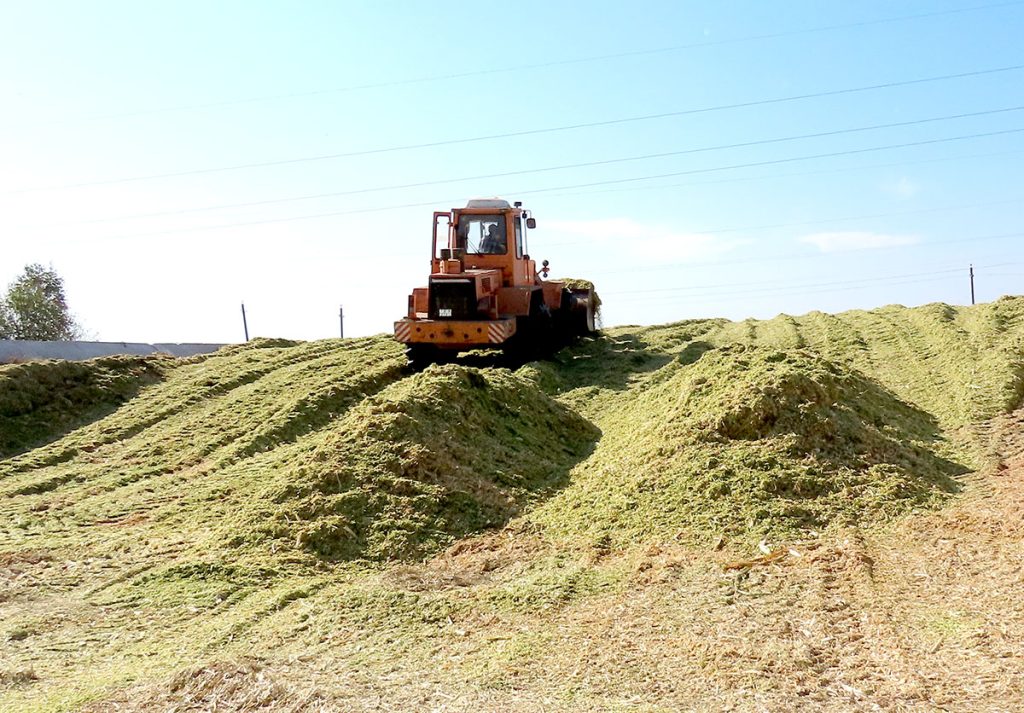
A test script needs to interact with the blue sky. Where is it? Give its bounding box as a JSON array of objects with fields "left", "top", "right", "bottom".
[{"left": 1, "top": 1, "right": 1022, "bottom": 342}]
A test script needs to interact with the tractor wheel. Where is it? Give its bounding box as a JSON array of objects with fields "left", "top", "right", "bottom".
[
  {"left": 570, "top": 287, "right": 597, "bottom": 335},
  {"left": 560, "top": 287, "right": 596, "bottom": 339},
  {"left": 506, "top": 291, "right": 554, "bottom": 363}
]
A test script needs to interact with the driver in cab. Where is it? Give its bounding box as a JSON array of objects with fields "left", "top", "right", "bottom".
[{"left": 479, "top": 223, "right": 506, "bottom": 254}]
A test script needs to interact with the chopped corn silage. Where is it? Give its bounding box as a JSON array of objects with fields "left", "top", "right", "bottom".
[
  {"left": 3, "top": 298, "right": 1023, "bottom": 568},
  {"left": 3, "top": 298, "right": 1024, "bottom": 711},
  {"left": 0, "top": 355, "right": 171, "bottom": 458}
]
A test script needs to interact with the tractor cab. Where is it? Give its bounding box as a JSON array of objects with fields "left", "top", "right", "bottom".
[{"left": 431, "top": 198, "right": 538, "bottom": 288}]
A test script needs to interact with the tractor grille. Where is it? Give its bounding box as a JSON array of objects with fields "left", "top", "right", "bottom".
[{"left": 429, "top": 278, "right": 476, "bottom": 320}]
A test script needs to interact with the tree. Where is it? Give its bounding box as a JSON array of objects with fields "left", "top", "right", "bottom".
[{"left": 0, "top": 264, "right": 83, "bottom": 341}]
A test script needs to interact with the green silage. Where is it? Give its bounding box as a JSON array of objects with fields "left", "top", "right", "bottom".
[
  {"left": 0, "top": 337, "right": 408, "bottom": 554},
  {"left": 521, "top": 296, "right": 1024, "bottom": 546},
  {"left": 0, "top": 355, "right": 171, "bottom": 457},
  {"left": 0, "top": 346, "right": 598, "bottom": 567},
  {"left": 3, "top": 297, "right": 1024, "bottom": 569},
  {"left": 3, "top": 298, "right": 1024, "bottom": 710},
  {"left": 232, "top": 364, "right": 600, "bottom": 561},
  {"left": 526, "top": 346, "right": 965, "bottom": 545}
]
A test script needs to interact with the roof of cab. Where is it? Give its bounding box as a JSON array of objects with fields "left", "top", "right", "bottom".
[{"left": 465, "top": 198, "right": 512, "bottom": 209}]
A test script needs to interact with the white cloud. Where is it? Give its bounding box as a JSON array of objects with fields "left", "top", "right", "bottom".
[
  {"left": 800, "top": 231, "right": 920, "bottom": 253},
  {"left": 881, "top": 176, "right": 920, "bottom": 199},
  {"left": 547, "top": 218, "right": 738, "bottom": 262}
]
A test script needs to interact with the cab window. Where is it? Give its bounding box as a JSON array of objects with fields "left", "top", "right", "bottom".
[{"left": 456, "top": 215, "right": 507, "bottom": 255}]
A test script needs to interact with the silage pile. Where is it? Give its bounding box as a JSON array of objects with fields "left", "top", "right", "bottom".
[
  {"left": 527, "top": 345, "right": 964, "bottom": 545},
  {"left": 3, "top": 340, "right": 595, "bottom": 570},
  {"left": 0, "top": 336, "right": 408, "bottom": 522},
  {"left": 4, "top": 298, "right": 1024, "bottom": 570},
  {"left": 7, "top": 299, "right": 1024, "bottom": 713},
  {"left": 0, "top": 355, "right": 170, "bottom": 457},
  {"left": 225, "top": 365, "right": 600, "bottom": 561}
]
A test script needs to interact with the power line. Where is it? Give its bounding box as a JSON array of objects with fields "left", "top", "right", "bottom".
[
  {"left": 178, "top": 227, "right": 1024, "bottom": 280},
  {"left": 34, "top": 146, "right": 1018, "bottom": 241},
  {"left": 8, "top": 63, "right": 1024, "bottom": 195},
  {"left": 607, "top": 262, "right": 1019, "bottom": 300},
  {"left": 511, "top": 127, "right": 1024, "bottom": 197},
  {"left": 54, "top": 105, "right": 1024, "bottom": 226},
  {"left": 645, "top": 274, "right": 962, "bottom": 306},
  {"left": 585, "top": 231, "right": 1024, "bottom": 277},
  {"left": 21, "top": 1, "right": 1022, "bottom": 126},
  {"left": 609, "top": 263, "right": 1019, "bottom": 307},
  {"left": 380, "top": 232, "right": 1024, "bottom": 287},
  {"left": 535, "top": 148, "right": 1024, "bottom": 201},
  {"left": 36, "top": 127, "right": 1024, "bottom": 243},
  {"left": 546, "top": 198, "right": 1020, "bottom": 249}
]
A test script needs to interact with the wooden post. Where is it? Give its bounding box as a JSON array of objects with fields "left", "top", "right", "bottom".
[{"left": 241, "top": 302, "right": 249, "bottom": 342}]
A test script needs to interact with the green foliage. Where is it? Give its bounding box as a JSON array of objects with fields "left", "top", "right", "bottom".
[{"left": 0, "top": 264, "right": 83, "bottom": 341}]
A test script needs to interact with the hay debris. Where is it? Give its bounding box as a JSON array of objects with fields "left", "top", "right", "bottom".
[{"left": 0, "top": 667, "right": 37, "bottom": 687}]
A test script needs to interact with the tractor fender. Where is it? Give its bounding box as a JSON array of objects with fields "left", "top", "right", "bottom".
[
  {"left": 540, "top": 281, "right": 565, "bottom": 312},
  {"left": 496, "top": 286, "right": 539, "bottom": 317}
]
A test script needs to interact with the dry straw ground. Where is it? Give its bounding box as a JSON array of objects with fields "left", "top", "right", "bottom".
[{"left": 2, "top": 298, "right": 1023, "bottom": 711}]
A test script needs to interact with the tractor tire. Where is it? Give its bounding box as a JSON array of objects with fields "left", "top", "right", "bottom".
[
  {"left": 506, "top": 290, "right": 554, "bottom": 363},
  {"left": 570, "top": 287, "right": 597, "bottom": 335},
  {"left": 558, "top": 287, "right": 597, "bottom": 342}
]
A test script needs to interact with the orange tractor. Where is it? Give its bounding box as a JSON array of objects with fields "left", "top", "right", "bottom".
[{"left": 394, "top": 198, "right": 597, "bottom": 367}]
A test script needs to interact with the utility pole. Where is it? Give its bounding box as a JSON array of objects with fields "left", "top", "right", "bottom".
[
  {"left": 339, "top": 305, "right": 344, "bottom": 339},
  {"left": 241, "top": 302, "right": 250, "bottom": 342},
  {"left": 969, "top": 264, "right": 976, "bottom": 305}
]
